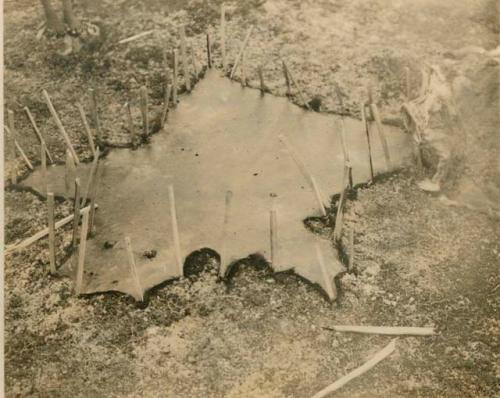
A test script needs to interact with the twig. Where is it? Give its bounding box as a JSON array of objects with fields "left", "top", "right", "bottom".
[
  {"left": 47, "top": 192, "right": 57, "bottom": 274},
  {"left": 71, "top": 178, "right": 81, "bottom": 249},
  {"left": 325, "top": 325, "right": 435, "bottom": 336},
  {"left": 125, "top": 236, "right": 144, "bottom": 301},
  {"left": 230, "top": 26, "right": 254, "bottom": 80},
  {"left": 206, "top": 32, "right": 212, "bottom": 68},
  {"left": 168, "top": 184, "right": 183, "bottom": 276},
  {"left": 172, "top": 49, "right": 178, "bottom": 106},
  {"left": 311, "top": 339, "right": 396, "bottom": 398},
  {"left": 118, "top": 30, "right": 154, "bottom": 45},
  {"left": 315, "top": 242, "right": 337, "bottom": 300},
  {"left": 76, "top": 103, "right": 96, "bottom": 158},
  {"left": 361, "top": 104, "right": 374, "bottom": 181},
  {"left": 42, "top": 90, "right": 80, "bottom": 164},
  {"left": 24, "top": 106, "right": 54, "bottom": 163},
  {"left": 281, "top": 60, "right": 310, "bottom": 109},
  {"left": 220, "top": 4, "right": 226, "bottom": 71},
  {"left": 75, "top": 206, "right": 90, "bottom": 295},
  {"left": 179, "top": 25, "right": 191, "bottom": 92},
  {"left": 278, "top": 134, "right": 327, "bottom": 216}
]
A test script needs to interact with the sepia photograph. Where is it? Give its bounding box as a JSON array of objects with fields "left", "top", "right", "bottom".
[{"left": 2, "top": 0, "right": 499, "bottom": 396}]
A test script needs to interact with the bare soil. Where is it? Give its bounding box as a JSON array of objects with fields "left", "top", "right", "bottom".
[{"left": 3, "top": 1, "right": 499, "bottom": 397}]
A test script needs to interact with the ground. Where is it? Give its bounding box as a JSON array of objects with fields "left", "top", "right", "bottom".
[{"left": 3, "top": 1, "right": 500, "bottom": 397}]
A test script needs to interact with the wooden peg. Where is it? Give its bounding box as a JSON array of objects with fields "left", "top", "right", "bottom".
[
  {"left": 361, "top": 104, "right": 374, "bottom": 181},
  {"left": 160, "top": 84, "right": 172, "bottom": 129},
  {"left": 168, "top": 184, "right": 183, "bottom": 276},
  {"left": 76, "top": 103, "right": 96, "bottom": 158},
  {"left": 42, "top": 90, "right": 80, "bottom": 164},
  {"left": 230, "top": 26, "right": 254, "bottom": 80},
  {"left": 71, "top": 178, "right": 81, "bottom": 249},
  {"left": 333, "top": 164, "right": 351, "bottom": 241},
  {"left": 47, "top": 192, "right": 57, "bottom": 275},
  {"left": 65, "top": 149, "right": 76, "bottom": 196},
  {"left": 81, "top": 147, "right": 100, "bottom": 207},
  {"left": 370, "top": 103, "right": 392, "bottom": 170},
  {"left": 41, "top": 141, "right": 48, "bottom": 196},
  {"left": 281, "top": 61, "right": 310, "bottom": 109},
  {"left": 88, "top": 166, "right": 101, "bottom": 235},
  {"left": 24, "top": 106, "right": 54, "bottom": 163},
  {"left": 75, "top": 206, "right": 90, "bottom": 295},
  {"left": 206, "top": 32, "right": 212, "bottom": 68},
  {"left": 125, "top": 236, "right": 144, "bottom": 301},
  {"left": 125, "top": 101, "right": 136, "bottom": 146}
]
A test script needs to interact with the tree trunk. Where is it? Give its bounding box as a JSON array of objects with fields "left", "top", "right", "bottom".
[
  {"left": 40, "top": 0, "right": 65, "bottom": 36},
  {"left": 62, "top": 0, "right": 79, "bottom": 35}
]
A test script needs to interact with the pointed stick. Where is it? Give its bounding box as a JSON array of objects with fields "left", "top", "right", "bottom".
[
  {"left": 281, "top": 61, "right": 310, "bottom": 109},
  {"left": 4, "top": 125, "right": 34, "bottom": 170},
  {"left": 88, "top": 165, "right": 101, "bottom": 235},
  {"left": 24, "top": 107, "right": 54, "bottom": 163},
  {"left": 361, "top": 104, "right": 374, "bottom": 181},
  {"left": 125, "top": 236, "right": 144, "bottom": 301},
  {"left": 220, "top": 4, "right": 227, "bottom": 71},
  {"left": 47, "top": 192, "right": 57, "bottom": 275},
  {"left": 42, "top": 90, "right": 80, "bottom": 164},
  {"left": 282, "top": 61, "right": 291, "bottom": 96},
  {"left": 206, "top": 32, "right": 212, "bottom": 68},
  {"left": 41, "top": 141, "right": 48, "bottom": 196},
  {"left": 172, "top": 49, "right": 178, "bottom": 106},
  {"left": 334, "top": 83, "right": 350, "bottom": 163},
  {"left": 327, "top": 325, "right": 435, "bottom": 336},
  {"left": 125, "top": 101, "right": 137, "bottom": 145},
  {"left": 333, "top": 164, "right": 351, "bottom": 241},
  {"left": 160, "top": 84, "right": 172, "bottom": 129},
  {"left": 75, "top": 206, "right": 90, "bottom": 295},
  {"left": 230, "top": 26, "right": 254, "bottom": 80},
  {"left": 315, "top": 242, "right": 337, "bottom": 300},
  {"left": 76, "top": 103, "right": 96, "bottom": 158},
  {"left": 270, "top": 206, "right": 278, "bottom": 268},
  {"left": 311, "top": 339, "right": 396, "bottom": 398},
  {"left": 65, "top": 149, "right": 76, "bottom": 196},
  {"left": 71, "top": 178, "right": 81, "bottom": 249},
  {"left": 278, "top": 134, "right": 327, "bottom": 216},
  {"left": 139, "top": 85, "right": 149, "bottom": 137},
  {"left": 179, "top": 25, "right": 191, "bottom": 92},
  {"left": 168, "top": 184, "right": 183, "bottom": 276},
  {"left": 81, "top": 147, "right": 100, "bottom": 207},
  {"left": 258, "top": 66, "right": 265, "bottom": 95},
  {"left": 118, "top": 30, "right": 154, "bottom": 45},
  {"left": 89, "top": 88, "right": 102, "bottom": 145},
  {"left": 220, "top": 190, "right": 233, "bottom": 277},
  {"left": 370, "top": 103, "right": 392, "bottom": 170}
]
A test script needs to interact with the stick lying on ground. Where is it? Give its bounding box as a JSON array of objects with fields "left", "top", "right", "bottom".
[
  {"left": 311, "top": 339, "right": 397, "bottom": 398},
  {"left": 4, "top": 205, "right": 99, "bottom": 255},
  {"left": 324, "top": 325, "right": 435, "bottom": 336},
  {"left": 281, "top": 60, "right": 310, "bottom": 109},
  {"left": 24, "top": 106, "right": 54, "bottom": 163},
  {"left": 230, "top": 26, "right": 254, "bottom": 80},
  {"left": 118, "top": 30, "right": 154, "bottom": 45},
  {"left": 43, "top": 90, "right": 80, "bottom": 164}
]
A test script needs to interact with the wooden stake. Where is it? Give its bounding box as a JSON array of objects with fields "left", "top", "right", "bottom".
[
  {"left": 258, "top": 66, "right": 265, "bottom": 95},
  {"left": 88, "top": 166, "right": 101, "bottom": 235},
  {"left": 125, "top": 101, "right": 137, "bottom": 145},
  {"left": 220, "top": 4, "right": 226, "bottom": 71},
  {"left": 168, "top": 184, "right": 183, "bottom": 276},
  {"left": 333, "top": 163, "right": 351, "bottom": 242},
  {"left": 42, "top": 90, "right": 80, "bottom": 164},
  {"left": 71, "top": 178, "right": 81, "bottom": 249},
  {"left": 81, "top": 147, "right": 100, "bottom": 207},
  {"left": 315, "top": 242, "right": 337, "bottom": 300},
  {"left": 311, "top": 339, "right": 396, "bottom": 398},
  {"left": 160, "top": 84, "right": 172, "bottom": 129},
  {"left": 172, "top": 49, "right": 178, "bottom": 106},
  {"left": 327, "top": 325, "right": 435, "bottom": 336},
  {"left": 220, "top": 190, "right": 233, "bottom": 277},
  {"left": 361, "top": 104, "right": 374, "bottom": 181},
  {"left": 281, "top": 61, "right": 310, "bottom": 109},
  {"left": 278, "top": 134, "right": 327, "bottom": 216},
  {"left": 190, "top": 44, "right": 198, "bottom": 78},
  {"left": 14, "top": 138, "right": 34, "bottom": 170},
  {"left": 24, "top": 106, "right": 54, "bottom": 163},
  {"left": 75, "top": 206, "right": 90, "bottom": 295},
  {"left": 270, "top": 207, "right": 278, "bottom": 267},
  {"left": 65, "top": 149, "right": 76, "bottom": 196},
  {"left": 89, "top": 88, "right": 102, "bottom": 145},
  {"left": 41, "top": 141, "right": 48, "bottom": 196},
  {"left": 125, "top": 236, "right": 144, "bottom": 301},
  {"left": 282, "top": 61, "right": 291, "bottom": 96},
  {"left": 5, "top": 205, "right": 98, "bottom": 255},
  {"left": 139, "top": 85, "right": 149, "bottom": 137},
  {"left": 76, "top": 103, "right": 96, "bottom": 158},
  {"left": 230, "top": 26, "right": 254, "bottom": 80},
  {"left": 370, "top": 103, "right": 392, "bottom": 170},
  {"left": 206, "top": 32, "right": 212, "bottom": 68},
  {"left": 179, "top": 25, "right": 191, "bottom": 92},
  {"left": 47, "top": 192, "right": 57, "bottom": 275}
]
